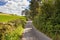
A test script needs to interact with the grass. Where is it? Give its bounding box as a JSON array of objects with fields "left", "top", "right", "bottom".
[
  {"left": 0, "top": 13, "right": 26, "bottom": 22},
  {"left": 0, "top": 13, "right": 26, "bottom": 40}
]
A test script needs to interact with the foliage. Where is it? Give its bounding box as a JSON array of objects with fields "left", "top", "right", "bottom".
[
  {"left": 29, "top": 0, "right": 39, "bottom": 19},
  {"left": 5, "top": 25, "right": 23, "bottom": 40},
  {"left": 30, "top": 0, "right": 60, "bottom": 40},
  {"left": 0, "top": 14, "right": 26, "bottom": 40}
]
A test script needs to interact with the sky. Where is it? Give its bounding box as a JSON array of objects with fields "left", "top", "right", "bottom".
[{"left": 0, "top": 0, "right": 30, "bottom": 15}]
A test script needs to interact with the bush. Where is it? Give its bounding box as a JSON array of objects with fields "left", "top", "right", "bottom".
[
  {"left": 33, "top": 0, "right": 60, "bottom": 40},
  {"left": 0, "top": 19, "right": 25, "bottom": 40}
]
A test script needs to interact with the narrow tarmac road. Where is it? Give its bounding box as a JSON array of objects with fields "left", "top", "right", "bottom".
[{"left": 22, "top": 21, "right": 52, "bottom": 40}]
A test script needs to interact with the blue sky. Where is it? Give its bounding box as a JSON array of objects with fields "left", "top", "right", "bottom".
[
  {"left": 0, "top": 0, "right": 30, "bottom": 15},
  {"left": 0, "top": 0, "right": 7, "bottom": 6}
]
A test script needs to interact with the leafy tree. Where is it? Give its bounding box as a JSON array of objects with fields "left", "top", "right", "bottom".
[
  {"left": 33, "top": 0, "right": 60, "bottom": 40},
  {"left": 29, "top": 0, "right": 39, "bottom": 19}
]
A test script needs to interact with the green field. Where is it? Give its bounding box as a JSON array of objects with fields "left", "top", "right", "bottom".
[{"left": 0, "top": 13, "right": 26, "bottom": 22}]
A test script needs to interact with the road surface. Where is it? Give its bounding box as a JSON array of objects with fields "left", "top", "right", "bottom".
[{"left": 22, "top": 21, "right": 52, "bottom": 40}]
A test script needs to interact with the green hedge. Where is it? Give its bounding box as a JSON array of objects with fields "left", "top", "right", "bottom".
[{"left": 33, "top": 0, "right": 60, "bottom": 40}]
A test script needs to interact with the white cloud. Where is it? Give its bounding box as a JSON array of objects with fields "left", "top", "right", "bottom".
[{"left": 0, "top": 0, "right": 30, "bottom": 15}]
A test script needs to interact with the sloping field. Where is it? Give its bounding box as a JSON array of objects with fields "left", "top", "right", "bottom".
[{"left": 0, "top": 13, "right": 26, "bottom": 22}]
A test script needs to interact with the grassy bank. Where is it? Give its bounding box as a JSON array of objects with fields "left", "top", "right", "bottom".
[{"left": 0, "top": 13, "right": 26, "bottom": 40}]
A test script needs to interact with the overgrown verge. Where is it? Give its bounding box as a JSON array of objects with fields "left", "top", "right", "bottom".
[{"left": 0, "top": 17, "right": 26, "bottom": 40}]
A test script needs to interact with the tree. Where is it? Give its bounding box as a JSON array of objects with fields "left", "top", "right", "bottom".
[
  {"left": 29, "top": 0, "right": 39, "bottom": 19},
  {"left": 33, "top": 0, "right": 60, "bottom": 40},
  {"left": 25, "top": 9, "right": 31, "bottom": 19}
]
